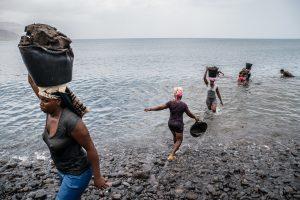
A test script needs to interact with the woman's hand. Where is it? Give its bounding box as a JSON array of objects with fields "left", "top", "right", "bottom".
[
  {"left": 144, "top": 108, "right": 151, "bottom": 112},
  {"left": 220, "top": 101, "right": 224, "bottom": 106},
  {"left": 94, "top": 176, "right": 111, "bottom": 189},
  {"left": 195, "top": 117, "right": 200, "bottom": 122}
]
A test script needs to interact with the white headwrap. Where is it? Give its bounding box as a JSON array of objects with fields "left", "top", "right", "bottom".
[
  {"left": 38, "top": 84, "right": 67, "bottom": 99},
  {"left": 38, "top": 85, "right": 89, "bottom": 117}
]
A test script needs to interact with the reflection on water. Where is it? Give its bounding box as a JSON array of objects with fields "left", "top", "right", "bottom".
[{"left": 0, "top": 39, "right": 299, "bottom": 159}]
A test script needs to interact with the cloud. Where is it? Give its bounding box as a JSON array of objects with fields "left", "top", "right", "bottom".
[{"left": 0, "top": 0, "right": 299, "bottom": 38}]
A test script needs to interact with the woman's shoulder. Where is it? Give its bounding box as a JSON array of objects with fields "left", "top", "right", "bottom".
[
  {"left": 166, "top": 99, "right": 174, "bottom": 104},
  {"left": 62, "top": 108, "right": 81, "bottom": 125},
  {"left": 64, "top": 108, "right": 79, "bottom": 117},
  {"left": 177, "top": 100, "right": 187, "bottom": 107},
  {"left": 182, "top": 101, "right": 188, "bottom": 106},
  {"left": 59, "top": 108, "right": 82, "bottom": 136}
]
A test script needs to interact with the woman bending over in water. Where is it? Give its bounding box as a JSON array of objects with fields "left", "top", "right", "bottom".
[{"left": 144, "top": 87, "right": 199, "bottom": 161}]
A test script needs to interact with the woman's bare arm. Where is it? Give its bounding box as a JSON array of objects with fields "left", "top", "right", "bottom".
[
  {"left": 185, "top": 107, "right": 199, "bottom": 121},
  {"left": 144, "top": 104, "right": 168, "bottom": 112},
  {"left": 28, "top": 75, "right": 39, "bottom": 98},
  {"left": 71, "top": 120, "right": 111, "bottom": 189},
  {"left": 203, "top": 68, "right": 208, "bottom": 85},
  {"left": 216, "top": 87, "right": 223, "bottom": 105}
]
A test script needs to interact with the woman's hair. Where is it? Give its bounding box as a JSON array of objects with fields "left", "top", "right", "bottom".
[
  {"left": 53, "top": 92, "right": 77, "bottom": 114},
  {"left": 52, "top": 88, "right": 88, "bottom": 118}
]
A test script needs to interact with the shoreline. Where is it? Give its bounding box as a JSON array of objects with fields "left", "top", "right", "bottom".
[{"left": 0, "top": 136, "right": 299, "bottom": 200}]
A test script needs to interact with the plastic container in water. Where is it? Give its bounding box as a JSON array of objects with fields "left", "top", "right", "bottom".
[
  {"left": 19, "top": 45, "right": 73, "bottom": 87},
  {"left": 190, "top": 121, "right": 208, "bottom": 137},
  {"left": 208, "top": 66, "right": 219, "bottom": 78},
  {"left": 246, "top": 63, "right": 253, "bottom": 70}
]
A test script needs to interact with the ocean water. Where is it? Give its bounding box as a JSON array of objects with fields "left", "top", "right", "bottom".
[{"left": 0, "top": 39, "right": 299, "bottom": 160}]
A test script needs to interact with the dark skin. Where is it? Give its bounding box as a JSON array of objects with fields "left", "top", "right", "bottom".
[
  {"left": 28, "top": 75, "right": 111, "bottom": 189},
  {"left": 203, "top": 68, "right": 223, "bottom": 112},
  {"left": 144, "top": 98, "right": 199, "bottom": 157}
]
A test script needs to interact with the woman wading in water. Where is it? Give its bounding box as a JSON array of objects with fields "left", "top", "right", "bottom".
[
  {"left": 144, "top": 87, "right": 199, "bottom": 161},
  {"left": 28, "top": 75, "right": 110, "bottom": 199},
  {"left": 204, "top": 68, "right": 223, "bottom": 112}
]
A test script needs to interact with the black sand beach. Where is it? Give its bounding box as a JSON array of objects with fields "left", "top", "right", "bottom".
[{"left": 1, "top": 135, "right": 299, "bottom": 200}]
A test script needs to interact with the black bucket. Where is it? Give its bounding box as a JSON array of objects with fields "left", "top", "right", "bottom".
[
  {"left": 19, "top": 45, "right": 73, "bottom": 87},
  {"left": 246, "top": 63, "right": 252, "bottom": 70},
  {"left": 208, "top": 66, "right": 219, "bottom": 78},
  {"left": 190, "top": 121, "right": 207, "bottom": 137}
]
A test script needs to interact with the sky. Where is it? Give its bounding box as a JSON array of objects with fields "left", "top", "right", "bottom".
[{"left": 0, "top": 0, "right": 300, "bottom": 39}]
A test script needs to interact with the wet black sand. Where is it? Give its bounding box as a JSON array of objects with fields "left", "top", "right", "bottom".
[{"left": 0, "top": 135, "right": 299, "bottom": 200}]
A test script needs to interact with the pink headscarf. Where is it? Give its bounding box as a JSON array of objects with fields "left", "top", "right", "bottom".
[{"left": 173, "top": 87, "right": 183, "bottom": 100}]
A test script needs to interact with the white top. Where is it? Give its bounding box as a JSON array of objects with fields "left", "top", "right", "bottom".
[{"left": 207, "top": 84, "right": 218, "bottom": 92}]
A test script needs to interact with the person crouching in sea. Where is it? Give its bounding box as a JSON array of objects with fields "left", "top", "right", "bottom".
[
  {"left": 28, "top": 75, "right": 111, "bottom": 199},
  {"left": 144, "top": 87, "right": 199, "bottom": 161},
  {"left": 238, "top": 69, "right": 247, "bottom": 85},
  {"left": 280, "top": 69, "right": 294, "bottom": 78},
  {"left": 238, "top": 63, "right": 252, "bottom": 85}
]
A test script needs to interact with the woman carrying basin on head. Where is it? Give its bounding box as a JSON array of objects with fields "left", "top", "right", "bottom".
[
  {"left": 204, "top": 67, "right": 224, "bottom": 112},
  {"left": 144, "top": 87, "right": 199, "bottom": 161},
  {"left": 28, "top": 75, "right": 110, "bottom": 200}
]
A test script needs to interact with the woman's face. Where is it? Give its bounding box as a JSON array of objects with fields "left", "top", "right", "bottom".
[{"left": 39, "top": 96, "right": 60, "bottom": 114}]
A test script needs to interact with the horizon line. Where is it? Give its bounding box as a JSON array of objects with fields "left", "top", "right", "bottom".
[{"left": 73, "top": 37, "right": 300, "bottom": 40}]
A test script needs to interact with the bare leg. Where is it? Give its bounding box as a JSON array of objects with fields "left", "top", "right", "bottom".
[
  {"left": 206, "top": 100, "right": 211, "bottom": 110},
  {"left": 211, "top": 103, "right": 217, "bottom": 113},
  {"left": 171, "top": 131, "right": 176, "bottom": 143},
  {"left": 168, "top": 133, "right": 183, "bottom": 161}
]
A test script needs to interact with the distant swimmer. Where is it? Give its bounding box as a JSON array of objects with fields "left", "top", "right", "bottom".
[
  {"left": 144, "top": 87, "right": 199, "bottom": 161},
  {"left": 238, "top": 63, "right": 252, "bottom": 85},
  {"left": 204, "top": 68, "right": 224, "bottom": 113},
  {"left": 280, "top": 69, "right": 294, "bottom": 78}
]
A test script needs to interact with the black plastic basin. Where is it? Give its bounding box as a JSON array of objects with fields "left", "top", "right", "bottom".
[
  {"left": 246, "top": 63, "right": 253, "bottom": 70},
  {"left": 19, "top": 45, "right": 73, "bottom": 87},
  {"left": 190, "top": 121, "right": 208, "bottom": 137}
]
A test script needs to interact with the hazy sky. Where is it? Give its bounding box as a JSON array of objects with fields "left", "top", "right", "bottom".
[{"left": 0, "top": 0, "right": 299, "bottom": 39}]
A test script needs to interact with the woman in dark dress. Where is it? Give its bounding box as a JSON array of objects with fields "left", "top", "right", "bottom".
[
  {"left": 144, "top": 87, "right": 199, "bottom": 161},
  {"left": 28, "top": 75, "right": 110, "bottom": 199}
]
